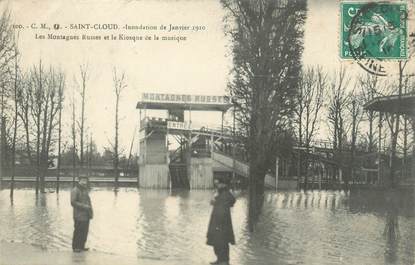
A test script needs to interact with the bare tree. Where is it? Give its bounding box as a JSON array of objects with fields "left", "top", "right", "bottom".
[
  {"left": 385, "top": 64, "right": 398, "bottom": 185},
  {"left": 56, "top": 72, "right": 65, "bottom": 193},
  {"left": 359, "top": 74, "right": 380, "bottom": 153},
  {"left": 327, "top": 67, "right": 351, "bottom": 184},
  {"left": 294, "top": 66, "right": 326, "bottom": 188},
  {"left": 0, "top": 83, "right": 5, "bottom": 181},
  {"left": 71, "top": 88, "right": 77, "bottom": 186},
  {"left": 384, "top": 61, "right": 413, "bottom": 187},
  {"left": 0, "top": 9, "right": 16, "bottom": 181},
  {"left": 399, "top": 75, "right": 414, "bottom": 178},
  {"left": 77, "top": 64, "right": 88, "bottom": 169},
  {"left": 16, "top": 76, "right": 33, "bottom": 166},
  {"left": 0, "top": 10, "right": 15, "bottom": 73},
  {"left": 20, "top": 62, "right": 65, "bottom": 193},
  {"left": 9, "top": 44, "right": 20, "bottom": 197},
  {"left": 87, "top": 134, "right": 92, "bottom": 176},
  {"left": 30, "top": 60, "right": 45, "bottom": 193},
  {"left": 112, "top": 67, "right": 127, "bottom": 188},
  {"left": 347, "top": 88, "right": 364, "bottom": 185},
  {"left": 32, "top": 65, "right": 63, "bottom": 192}
]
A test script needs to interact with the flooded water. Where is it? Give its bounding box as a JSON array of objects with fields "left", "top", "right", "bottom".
[{"left": 0, "top": 187, "right": 414, "bottom": 265}]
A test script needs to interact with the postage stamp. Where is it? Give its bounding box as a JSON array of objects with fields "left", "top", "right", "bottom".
[{"left": 340, "top": 2, "right": 408, "bottom": 75}]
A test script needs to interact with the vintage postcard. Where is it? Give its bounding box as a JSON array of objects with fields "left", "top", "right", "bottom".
[{"left": 0, "top": 0, "right": 414, "bottom": 264}]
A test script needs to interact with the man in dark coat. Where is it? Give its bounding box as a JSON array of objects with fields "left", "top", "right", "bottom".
[
  {"left": 207, "top": 177, "right": 236, "bottom": 265},
  {"left": 71, "top": 176, "right": 93, "bottom": 252}
]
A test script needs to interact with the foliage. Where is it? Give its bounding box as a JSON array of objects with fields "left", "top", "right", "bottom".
[{"left": 221, "top": 0, "right": 307, "bottom": 228}]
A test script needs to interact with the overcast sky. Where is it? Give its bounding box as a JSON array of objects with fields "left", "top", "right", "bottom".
[{"left": 3, "top": 0, "right": 414, "bottom": 154}]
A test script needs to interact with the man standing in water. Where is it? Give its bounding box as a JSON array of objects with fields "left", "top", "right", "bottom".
[
  {"left": 71, "top": 176, "right": 93, "bottom": 252},
  {"left": 207, "top": 177, "right": 236, "bottom": 265}
]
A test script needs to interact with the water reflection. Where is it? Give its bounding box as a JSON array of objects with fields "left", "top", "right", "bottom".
[
  {"left": 383, "top": 190, "right": 400, "bottom": 264},
  {"left": 0, "top": 188, "right": 414, "bottom": 265},
  {"left": 384, "top": 213, "right": 399, "bottom": 264}
]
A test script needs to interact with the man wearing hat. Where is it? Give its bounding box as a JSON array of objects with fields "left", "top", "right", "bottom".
[
  {"left": 71, "top": 176, "right": 93, "bottom": 252},
  {"left": 207, "top": 176, "right": 236, "bottom": 265}
]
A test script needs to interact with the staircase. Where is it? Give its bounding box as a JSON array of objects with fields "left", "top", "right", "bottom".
[
  {"left": 211, "top": 150, "right": 249, "bottom": 177},
  {"left": 169, "top": 163, "right": 190, "bottom": 189},
  {"left": 211, "top": 150, "right": 277, "bottom": 189}
]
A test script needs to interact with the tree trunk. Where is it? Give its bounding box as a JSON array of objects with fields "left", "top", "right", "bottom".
[
  {"left": 113, "top": 69, "right": 125, "bottom": 189},
  {"left": 35, "top": 105, "right": 41, "bottom": 194},
  {"left": 114, "top": 92, "right": 119, "bottom": 188},
  {"left": 0, "top": 86, "right": 4, "bottom": 187},
  {"left": 0, "top": 117, "right": 5, "bottom": 187},
  {"left": 80, "top": 85, "right": 85, "bottom": 168},
  {"left": 247, "top": 132, "right": 267, "bottom": 231},
  {"left": 35, "top": 61, "right": 43, "bottom": 194},
  {"left": 11, "top": 55, "right": 18, "bottom": 198},
  {"left": 297, "top": 116, "right": 302, "bottom": 189},
  {"left": 389, "top": 115, "right": 400, "bottom": 188},
  {"left": 57, "top": 102, "right": 61, "bottom": 193},
  {"left": 368, "top": 111, "right": 375, "bottom": 152},
  {"left": 389, "top": 61, "right": 404, "bottom": 188},
  {"left": 402, "top": 116, "right": 408, "bottom": 178},
  {"left": 23, "top": 106, "right": 32, "bottom": 166},
  {"left": 72, "top": 97, "right": 77, "bottom": 186},
  {"left": 304, "top": 108, "right": 310, "bottom": 190},
  {"left": 40, "top": 94, "right": 49, "bottom": 193},
  {"left": 304, "top": 148, "right": 308, "bottom": 190}
]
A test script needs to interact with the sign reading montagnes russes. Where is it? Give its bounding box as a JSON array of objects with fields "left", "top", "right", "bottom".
[{"left": 141, "top": 93, "right": 230, "bottom": 105}]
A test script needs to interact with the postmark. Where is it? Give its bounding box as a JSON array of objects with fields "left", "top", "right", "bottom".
[{"left": 340, "top": 2, "right": 408, "bottom": 76}]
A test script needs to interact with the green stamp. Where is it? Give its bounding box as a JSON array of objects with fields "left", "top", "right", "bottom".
[{"left": 341, "top": 2, "right": 408, "bottom": 60}]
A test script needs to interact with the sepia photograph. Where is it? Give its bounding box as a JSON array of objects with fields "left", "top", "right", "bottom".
[{"left": 0, "top": 0, "right": 414, "bottom": 264}]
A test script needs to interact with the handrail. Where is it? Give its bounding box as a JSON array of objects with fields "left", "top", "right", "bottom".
[{"left": 211, "top": 149, "right": 249, "bottom": 165}]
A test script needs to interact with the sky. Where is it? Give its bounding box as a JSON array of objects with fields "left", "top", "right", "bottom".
[{"left": 2, "top": 0, "right": 414, "bottom": 154}]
